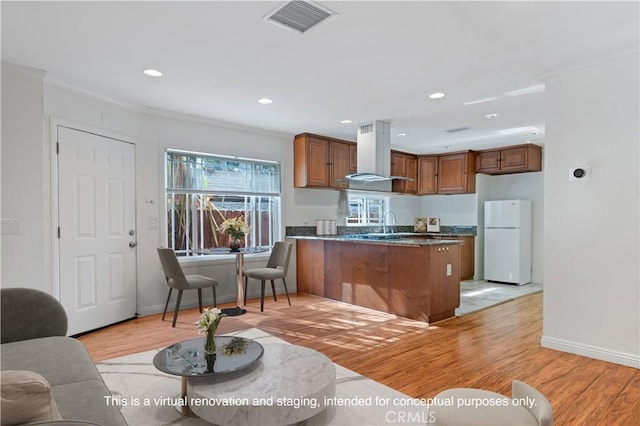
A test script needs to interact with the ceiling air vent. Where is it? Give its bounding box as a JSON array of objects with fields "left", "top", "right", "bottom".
[
  {"left": 446, "top": 126, "right": 470, "bottom": 133},
  {"left": 264, "top": 1, "right": 335, "bottom": 34},
  {"left": 359, "top": 123, "right": 374, "bottom": 135}
]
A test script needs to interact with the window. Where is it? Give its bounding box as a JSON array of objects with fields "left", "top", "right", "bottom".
[
  {"left": 165, "top": 150, "right": 281, "bottom": 256},
  {"left": 346, "top": 194, "right": 387, "bottom": 226}
]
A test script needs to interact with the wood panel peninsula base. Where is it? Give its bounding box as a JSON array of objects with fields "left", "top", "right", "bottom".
[{"left": 296, "top": 239, "right": 461, "bottom": 323}]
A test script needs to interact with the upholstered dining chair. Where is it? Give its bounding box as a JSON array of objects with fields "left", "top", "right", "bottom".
[
  {"left": 157, "top": 248, "right": 218, "bottom": 327},
  {"left": 429, "top": 380, "right": 554, "bottom": 426},
  {"left": 243, "top": 241, "right": 292, "bottom": 312}
]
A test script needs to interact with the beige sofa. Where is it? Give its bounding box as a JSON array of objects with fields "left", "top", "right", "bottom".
[{"left": 1, "top": 288, "right": 127, "bottom": 425}]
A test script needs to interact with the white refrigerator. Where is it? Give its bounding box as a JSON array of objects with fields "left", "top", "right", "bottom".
[{"left": 484, "top": 200, "right": 532, "bottom": 285}]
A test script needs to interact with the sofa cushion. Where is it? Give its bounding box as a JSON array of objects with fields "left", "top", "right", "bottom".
[
  {"left": 1, "top": 370, "right": 63, "bottom": 425},
  {"left": 1, "top": 337, "right": 102, "bottom": 387},
  {"left": 51, "top": 380, "right": 127, "bottom": 425}
]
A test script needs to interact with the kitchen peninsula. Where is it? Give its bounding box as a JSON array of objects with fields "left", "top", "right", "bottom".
[{"left": 292, "top": 235, "right": 462, "bottom": 323}]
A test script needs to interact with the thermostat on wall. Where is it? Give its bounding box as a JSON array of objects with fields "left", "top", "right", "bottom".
[{"left": 569, "top": 166, "right": 591, "bottom": 181}]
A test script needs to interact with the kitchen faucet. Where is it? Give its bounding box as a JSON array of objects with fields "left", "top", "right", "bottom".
[{"left": 382, "top": 210, "right": 397, "bottom": 234}]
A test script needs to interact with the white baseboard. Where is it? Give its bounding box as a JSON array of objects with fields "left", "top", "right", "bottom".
[{"left": 541, "top": 336, "right": 640, "bottom": 369}]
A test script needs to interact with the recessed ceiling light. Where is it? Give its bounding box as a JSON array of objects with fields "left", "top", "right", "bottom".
[
  {"left": 429, "top": 92, "right": 445, "bottom": 99},
  {"left": 397, "top": 133, "right": 407, "bottom": 137},
  {"left": 340, "top": 119, "right": 352, "bottom": 124},
  {"left": 257, "top": 98, "right": 274, "bottom": 105},
  {"left": 143, "top": 69, "right": 162, "bottom": 77},
  {"left": 486, "top": 113, "right": 500, "bottom": 119},
  {"left": 463, "top": 97, "right": 498, "bottom": 105}
]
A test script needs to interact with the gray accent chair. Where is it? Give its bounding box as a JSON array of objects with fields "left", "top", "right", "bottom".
[
  {"left": 430, "top": 380, "right": 553, "bottom": 426},
  {"left": 243, "top": 241, "right": 292, "bottom": 312},
  {"left": 1, "top": 288, "right": 127, "bottom": 425},
  {"left": 157, "top": 248, "right": 218, "bottom": 327}
]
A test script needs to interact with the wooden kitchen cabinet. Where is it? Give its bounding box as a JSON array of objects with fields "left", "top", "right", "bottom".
[
  {"left": 294, "top": 133, "right": 355, "bottom": 189},
  {"left": 476, "top": 144, "right": 542, "bottom": 175},
  {"left": 349, "top": 143, "right": 357, "bottom": 173},
  {"left": 417, "top": 156, "right": 438, "bottom": 194},
  {"left": 437, "top": 151, "right": 476, "bottom": 194},
  {"left": 329, "top": 140, "right": 351, "bottom": 189},
  {"left": 428, "top": 244, "right": 460, "bottom": 322},
  {"left": 391, "top": 150, "right": 417, "bottom": 194},
  {"left": 424, "top": 235, "right": 475, "bottom": 280},
  {"left": 296, "top": 238, "right": 461, "bottom": 323},
  {"left": 442, "top": 236, "right": 474, "bottom": 280}
]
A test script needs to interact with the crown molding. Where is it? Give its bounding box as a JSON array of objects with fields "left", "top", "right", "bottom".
[
  {"left": 43, "top": 72, "right": 146, "bottom": 113},
  {"left": 540, "top": 47, "right": 640, "bottom": 82},
  {"left": 143, "top": 106, "right": 292, "bottom": 140},
  {"left": 2, "top": 61, "right": 46, "bottom": 79}
]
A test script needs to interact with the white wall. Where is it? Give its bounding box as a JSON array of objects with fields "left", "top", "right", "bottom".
[
  {"left": 1, "top": 63, "right": 297, "bottom": 318},
  {"left": 542, "top": 53, "right": 639, "bottom": 368},
  {"left": 1, "top": 64, "right": 47, "bottom": 290},
  {"left": 420, "top": 193, "right": 478, "bottom": 226}
]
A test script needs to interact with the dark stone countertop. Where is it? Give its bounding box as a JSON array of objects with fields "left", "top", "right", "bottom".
[{"left": 286, "top": 234, "right": 464, "bottom": 246}]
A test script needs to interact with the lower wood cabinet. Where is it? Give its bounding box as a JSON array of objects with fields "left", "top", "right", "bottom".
[
  {"left": 444, "top": 236, "right": 474, "bottom": 281},
  {"left": 416, "top": 235, "right": 474, "bottom": 280},
  {"left": 296, "top": 239, "right": 460, "bottom": 323}
]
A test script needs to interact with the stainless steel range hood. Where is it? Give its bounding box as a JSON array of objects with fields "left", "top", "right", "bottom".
[{"left": 343, "top": 120, "right": 412, "bottom": 191}]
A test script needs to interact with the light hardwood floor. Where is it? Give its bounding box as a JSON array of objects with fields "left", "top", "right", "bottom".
[{"left": 78, "top": 292, "right": 639, "bottom": 425}]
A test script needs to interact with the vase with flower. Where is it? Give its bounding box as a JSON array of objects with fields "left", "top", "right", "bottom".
[
  {"left": 220, "top": 215, "right": 250, "bottom": 252},
  {"left": 196, "top": 307, "right": 226, "bottom": 355}
]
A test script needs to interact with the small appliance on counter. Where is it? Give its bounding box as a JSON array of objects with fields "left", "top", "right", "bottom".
[
  {"left": 316, "top": 219, "right": 337, "bottom": 235},
  {"left": 414, "top": 217, "right": 441, "bottom": 233},
  {"left": 426, "top": 217, "right": 441, "bottom": 233}
]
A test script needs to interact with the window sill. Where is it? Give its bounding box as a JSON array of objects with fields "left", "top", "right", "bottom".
[{"left": 178, "top": 252, "right": 271, "bottom": 268}]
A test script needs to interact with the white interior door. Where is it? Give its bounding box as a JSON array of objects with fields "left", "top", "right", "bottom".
[{"left": 57, "top": 126, "right": 136, "bottom": 335}]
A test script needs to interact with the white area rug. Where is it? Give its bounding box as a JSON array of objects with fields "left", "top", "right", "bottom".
[
  {"left": 455, "top": 280, "right": 543, "bottom": 317},
  {"left": 97, "top": 328, "right": 430, "bottom": 426}
]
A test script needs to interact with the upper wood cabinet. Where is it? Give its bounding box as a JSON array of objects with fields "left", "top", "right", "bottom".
[
  {"left": 349, "top": 144, "right": 357, "bottom": 173},
  {"left": 391, "top": 150, "right": 417, "bottom": 194},
  {"left": 294, "top": 133, "right": 355, "bottom": 189},
  {"left": 437, "top": 151, "right": 476, "bottom": 194},
  {"left": 417, "top": 156, "right": 438, "bottom": 195},
  {"left": 476, "top": 144, "right": 542, "bottom": 175}
]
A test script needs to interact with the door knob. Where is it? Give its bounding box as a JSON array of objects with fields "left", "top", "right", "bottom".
[{"left": 129, "top": 241, "right": 138, "bottom": 248}]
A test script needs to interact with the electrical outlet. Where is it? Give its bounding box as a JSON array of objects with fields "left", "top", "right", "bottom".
[{"left": 446, "top": 264, "right": 452, "bottom": 276}]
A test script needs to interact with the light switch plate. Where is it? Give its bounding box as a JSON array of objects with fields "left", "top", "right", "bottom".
[
  {"left": 1, "top": 219, "right": 21, "bottom": 235},
  {"left": 147, "top": 216, "right": 158, "bottom": 230}
]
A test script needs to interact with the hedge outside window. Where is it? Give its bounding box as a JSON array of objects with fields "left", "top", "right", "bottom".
[{"left": 165, "top": 150, "right": 281, "bottom": 256}]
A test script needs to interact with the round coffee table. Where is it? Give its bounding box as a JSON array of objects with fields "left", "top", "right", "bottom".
[
  {"left": 153, "top": 336, "right": 264, "bottom": 416},
  {"left": 188, "top": 343, "right": 336, "bottom": 425}
]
